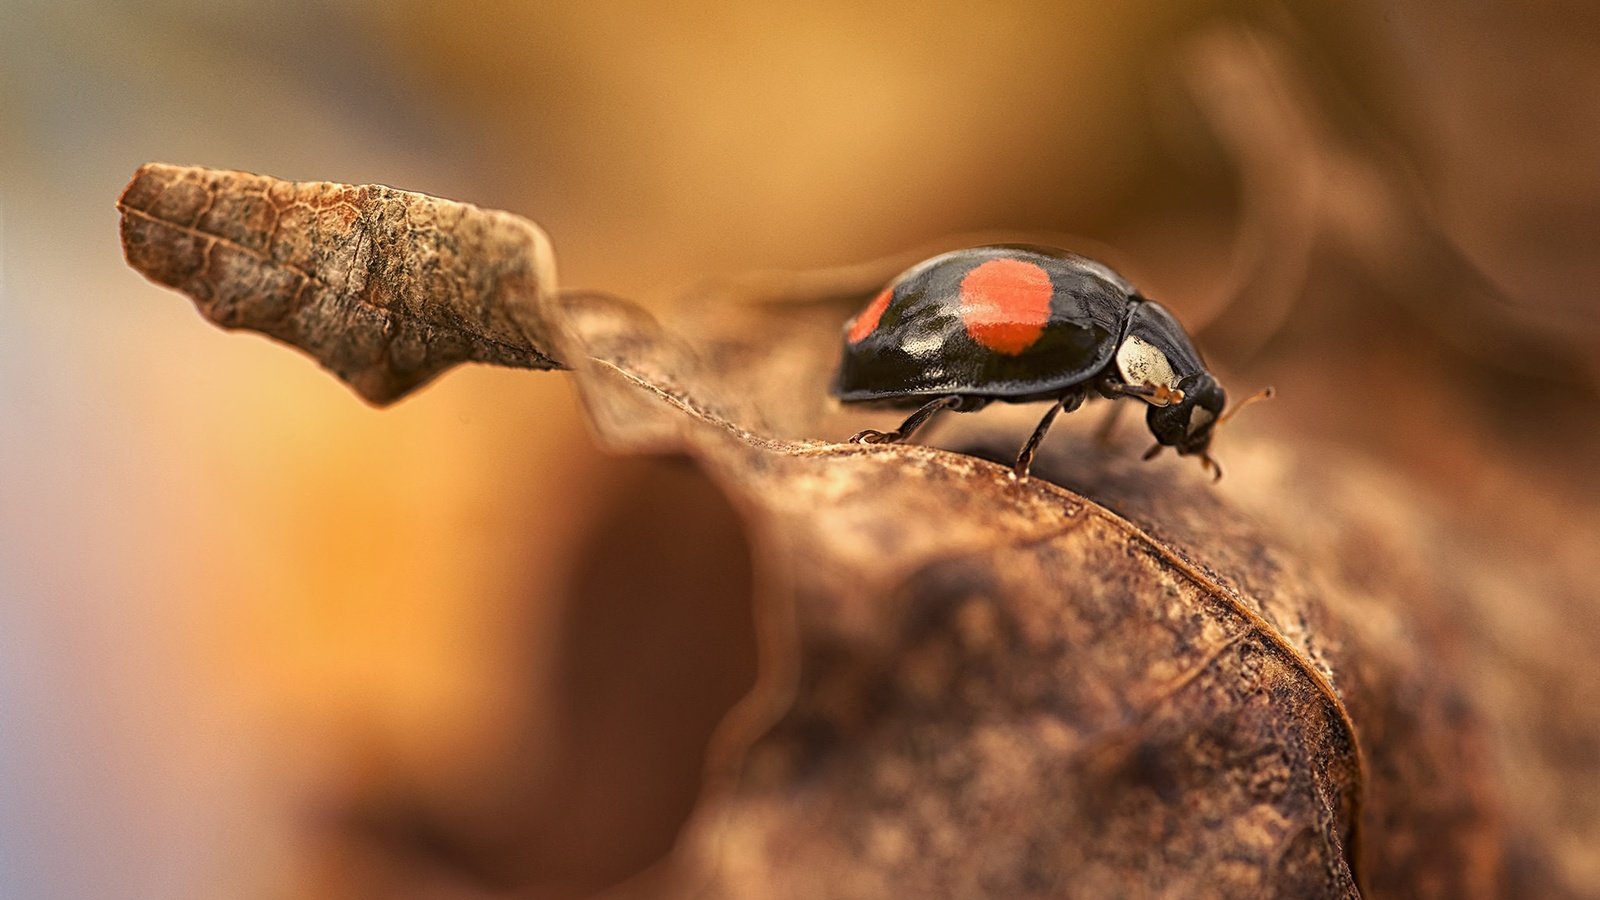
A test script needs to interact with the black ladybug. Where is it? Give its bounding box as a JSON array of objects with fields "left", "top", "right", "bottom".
[{"left": 832, "top": 244, "right": 1270, "bottom": 481}]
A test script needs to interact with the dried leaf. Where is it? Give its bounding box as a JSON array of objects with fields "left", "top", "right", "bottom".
[
  {"left": 117, "top": 163, "right": 562, "bottom": 404},
  {"left": 556, "top": 292, "right": 1467, "bottom": 900},
  {"left": 118, "top": 166, "right": 1582, "bottom": 898}
]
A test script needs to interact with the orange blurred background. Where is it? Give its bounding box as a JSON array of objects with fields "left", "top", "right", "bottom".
[{"left": 4, "top": 2, "right": 1599, "bottom": 898}]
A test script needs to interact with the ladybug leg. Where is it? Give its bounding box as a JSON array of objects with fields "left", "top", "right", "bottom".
[
  {"left": 850, "top": 394, "right": 962, "bottom": 445},
  {"left": 1012, "top": 389, "right": 1085, "bottom": 481},
  {"left": 1093, "top": 377, "right": 1127, "bottom": 401},
  {"left": 1097, "top": 378, "right": 1183, "bottom": 407}
]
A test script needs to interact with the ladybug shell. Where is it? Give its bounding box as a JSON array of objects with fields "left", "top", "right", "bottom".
[{"left": 833, "top": 245, "right": 1136, "bottom": 404}]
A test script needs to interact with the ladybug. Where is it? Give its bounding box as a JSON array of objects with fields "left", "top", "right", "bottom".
[{"left": 833, "top": 244, "right": 1271, "bottom": 481}]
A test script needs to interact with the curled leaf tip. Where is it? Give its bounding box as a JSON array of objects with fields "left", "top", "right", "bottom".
[{"left": 117, "top": 162, "right": 565, "bottom": 404}]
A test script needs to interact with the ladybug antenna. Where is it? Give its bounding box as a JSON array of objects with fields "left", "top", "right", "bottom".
[
  {"left": 1199, "top": 453, "right": 1224, "bottom": 483},
  {"left": 1142, "top": 442, "right": 1164, "bottom": 462},
  {"left": 1217, "top": 385, "right": 1276, "bottom": 428}
]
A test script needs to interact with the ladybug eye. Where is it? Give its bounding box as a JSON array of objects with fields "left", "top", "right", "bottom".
[{"left": 1186, "top": 406, "right": 1216, "bottom": 436}]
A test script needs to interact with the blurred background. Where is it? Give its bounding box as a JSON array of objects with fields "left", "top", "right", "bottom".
[{"left": 3, "top": 2, "right": 1599, "bottom": 898}]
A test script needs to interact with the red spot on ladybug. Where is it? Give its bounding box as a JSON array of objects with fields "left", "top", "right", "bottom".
[
  {"left": 958, "top": 258, "right": 1053, "bottom": 355},
  {"left": 847, "top": 287, "right": 893, "bottom": 344}
]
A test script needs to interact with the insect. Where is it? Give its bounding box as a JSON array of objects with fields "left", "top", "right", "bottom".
[{"left": 832, "top": 244, "right": 1271, "bottom": 481}]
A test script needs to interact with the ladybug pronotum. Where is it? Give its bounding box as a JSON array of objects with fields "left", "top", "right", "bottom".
[{"left": 832, "top": 244, "right": 1270, "bottom": 481}]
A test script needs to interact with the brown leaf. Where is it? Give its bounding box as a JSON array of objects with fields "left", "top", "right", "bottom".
[
  {"left": 561, "top": 294, "right": 1365, "bottom": 900},
  {"left": 117, "top": 163, "right": 562, "bottom": 404},
  {"left": 118, "top": 165, "right": 1567, "bottom": 898}
]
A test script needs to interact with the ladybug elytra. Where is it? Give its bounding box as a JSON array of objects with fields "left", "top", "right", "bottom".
[{"left": 832, "top": 244, "right": 1270, "bottom": 481}]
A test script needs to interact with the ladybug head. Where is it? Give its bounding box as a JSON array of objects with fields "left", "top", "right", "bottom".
[
  {"left": 1143, "top": 377, "right": 1276, "bottom": 482},
  {"left": 1145, "top": 372, "right": 1227, "bottom": 476}
]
